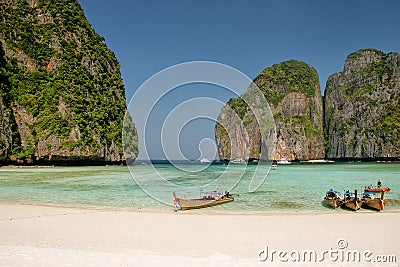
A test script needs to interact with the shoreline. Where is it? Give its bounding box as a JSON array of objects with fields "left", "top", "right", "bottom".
[
  {"left": 1, "top": 203, "right": 399, "bottom": 266},
  {"left": 1, "top": 159, "right": 400, "bottom": 168},
  {"left": 0, "top": 164, "right": 125, "bottom": 168},
  {"left": 2, "top": 201, "right": 400, "bottom": 217}
]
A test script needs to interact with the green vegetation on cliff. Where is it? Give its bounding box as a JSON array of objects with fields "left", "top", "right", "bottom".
[
  {"left": 256, "top": 60, "right": 319, "bottom": 103},
  {"left": 226, "top": 60, "right": 320, "bottom": 112},
  {"left": 275, "top": 114, "right": 322, "bottom": 138},
  {"left": 0, "top": 0, "right": 137, "bottom": 163},
  {"left": 226, "top": 97, "right": 248, "bottom": 120},
  {"left": 226, "top": 60, "right": 319, "bottom": 111}
]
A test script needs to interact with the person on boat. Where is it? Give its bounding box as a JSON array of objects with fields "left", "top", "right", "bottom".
[
  {"left": 173, "top": 198, "right": 180, "bottom": 211},
  {"left": 377, "top": 180, "right": 382, "bottom": 188},
  {"left": 224, "top": 191, "right": 230, "bottom": 198},
  {"left": 344, "top": 190, "right": 350, "bottom": 201}
]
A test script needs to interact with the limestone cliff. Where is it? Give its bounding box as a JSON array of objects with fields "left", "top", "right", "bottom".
[
  {"left": 0, "top": 0, "right": 138, "bottom": 164},
  {"left": 215, "top": 60, "right": 325, "bottom": 161},
  {"left": 324, "top": 49, "right": 400, "bottom": 159}
]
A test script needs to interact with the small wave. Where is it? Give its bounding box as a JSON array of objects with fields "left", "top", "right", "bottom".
[
  {"left": 243, "top": 190, "right": 276, "bottom": 195},
  {"left": 386, "top": 199, "right": 400, "bottom": 206},
  {"left": 270, "top": 201, "right": 303, "bottom": 209}
]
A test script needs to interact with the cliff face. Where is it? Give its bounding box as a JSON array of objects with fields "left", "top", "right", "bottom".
[
  {"left": 0, "top": 43, "right": 16, "bottom": 160},
  {"left": 324, "top": 49, "right": 400, "bottom": 159},
  {"left": 215, "top": 60, "right": 325, "bottom": 161},
  {"left": 0, "top": 0, "right": 138, "bottom": 164}
]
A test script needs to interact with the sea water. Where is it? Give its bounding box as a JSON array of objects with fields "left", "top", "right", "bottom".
[{"left": 0, "top": 162, "right": 399, "bottom": 213}]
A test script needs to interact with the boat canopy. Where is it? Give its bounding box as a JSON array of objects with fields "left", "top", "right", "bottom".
[
  {"left": 200, "top": 191, "right": 223, "bottom": 196},
  {"left": 363, "top": 191, "right": 375, "bottom": 195},
  {"left": 365, "top": 187, "right": 391, "bottom": 193},
  {"left": 344, "top": 191, "right": 355, "bottom": 195},
  {"left": 326, "top": 189, "right": 338, "bottom": 193}
]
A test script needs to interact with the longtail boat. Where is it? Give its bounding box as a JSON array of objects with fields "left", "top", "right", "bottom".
[
  {"left": 362, "top": 181, "right": 391, "bottom": 211},
  {"left": 361, "top": 191, "right": 387, "bottom": 211},
  {"left": 341, "top": 190, "right": 361, "bottom": 211},
  {"left": 173, "top": 191, "right": 234, "bottom": 211},
  {"left": 323, "top": 189, "right": 342, "bottom": 209}
]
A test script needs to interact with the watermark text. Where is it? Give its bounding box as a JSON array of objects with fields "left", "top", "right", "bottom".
[{"left": 258, "top": 239, "right": 397, "bottom": 264}]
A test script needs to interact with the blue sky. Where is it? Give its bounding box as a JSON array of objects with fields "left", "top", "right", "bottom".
[{"left": 78, "top": 0, "right": 400, "bottom": 160}]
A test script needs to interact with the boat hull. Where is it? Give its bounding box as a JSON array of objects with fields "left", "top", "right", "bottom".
[
  {"left": 362, "top": 199, "right": 387, "bottom": 211},
  {"left": 341, "top": 198, "right": 361, "bottom": 211},
  {"left": 177, "top": 197, "right": 234, "bottom": 211},
  {"left": 323, "top": 199, "right": 342, "bottom": 209}
]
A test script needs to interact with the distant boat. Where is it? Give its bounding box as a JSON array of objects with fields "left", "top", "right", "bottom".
[
  {"left": 271, "top": 164, "right": 277, "bottom": 170},
  {"left": 308, "top": 159, "right": 335, "bottom": 163},
  {"left": 230, "top": 158, "right": 246, "bottom": 164},
  {"left": 277, "top": 158, "right": 291, "bottom": 164},
  {"left": 323, "top": 189, "right": 342, "bottom": 209},
  {"left": 173, "top": 191, "right": 233, "bottom": 211},
  {"left": 341, "top": 190, "right": 361, "bottom": 211},
  {"left": 200, "top": 158, "right": 211, "bottom": 164}
]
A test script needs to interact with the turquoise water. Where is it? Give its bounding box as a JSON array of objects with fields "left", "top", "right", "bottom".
[{"left": 0, "top": 163, "right": 399, "bottom": 213}]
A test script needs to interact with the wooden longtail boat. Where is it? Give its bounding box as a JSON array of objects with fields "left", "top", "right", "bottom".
[
  {"left": 341, "top": 190, "right": 361, "bottom": 211},
  {"left": 362, "top": 191, "right": 387, "bottom": 211},
  {"left": 323, "top": 189, "right": 342, "bottom": 209},
  {"left": 173, "top": 191, "right": 234, "bottom": 211},
  {"left": 362, "top": 182, "right": 391, "bottom": 211}
]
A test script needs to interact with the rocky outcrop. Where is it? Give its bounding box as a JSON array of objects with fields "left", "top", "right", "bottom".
[
  {"left": 216, "top": 60, "right": 325, "bottom": 161},
  {"left": 324, "top": 49, "right": 400, "bottom": 159},
  {"left": 0, "top": 0, "right": 138, "bottom": 164}
]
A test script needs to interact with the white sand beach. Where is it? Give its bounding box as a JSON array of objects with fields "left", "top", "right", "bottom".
[{"left": 0, "top": 204, "right": 399, "bottom": 267}]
